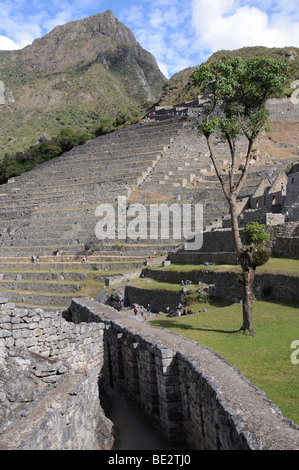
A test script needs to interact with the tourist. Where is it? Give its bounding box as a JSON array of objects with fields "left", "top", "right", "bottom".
[
  {"left": 140, "top": 306, "right": 143, "bottom": 318},
  {"left": 203, "top": 306, "right": 208, "bottom": 312},
  {"left": 31, "top": 255, "right": 36, "bottom": 263},
  {"left": 147, "top": 304, "right": 151, "bottom": 319},
  {"left": 134, "top": 305, "right": 138, "bottom": 315}
]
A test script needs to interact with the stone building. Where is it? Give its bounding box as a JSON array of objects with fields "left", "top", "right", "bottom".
[{"left": 283, "top": 162, "right": 299, "bottom": 221}]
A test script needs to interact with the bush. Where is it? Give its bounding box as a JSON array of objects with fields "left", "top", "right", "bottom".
[
  {"left": 243, "top": 222, "right": 270, "bottom": 246},
  {"left": 0, "top": 127, "right": 92, "bottom": 184},
  {"left": 252, "top": 246, "right": 271, "bottom": 267},
  {"left": 95, "top": 116, "right": 114, "bottom": 136}
]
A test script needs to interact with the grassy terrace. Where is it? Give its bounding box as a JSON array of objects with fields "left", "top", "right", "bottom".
[
  {"left": 128, "top": 257, "right": 299, "bottom": 425},
  {"left": 150, "top": 257, "right": 299, "bottom": 275},
  {"left": 150, "top": 299, "right": 299, "bottom": 426}
]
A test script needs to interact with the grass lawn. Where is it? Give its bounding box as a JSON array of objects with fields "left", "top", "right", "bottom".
[
  {"left": 150, "top": 299, "right": 299, "bottom": 425},
  {"left": 151, "top": 257, "right": 299, "bottom": 276},
  {"left": 123, "top": 277, "right": 198, "bottom": 292}
]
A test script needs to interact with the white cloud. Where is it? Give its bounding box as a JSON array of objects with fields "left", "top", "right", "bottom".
[
  {"left": 0, "top": 35, "right": 22, "bottom": 50},
  {"left": 43, "top": 11, "right": 74, "bottom": 32},
  {"left": 2, "top": 0, "right": 299, "bottom": 76},
  {"left": 120, "top": 1, "right": 196, "bottom": 76},
  {"left": 157, "top": 61, "right": 169, "bottom": 78},
  {"left": 192, "top": 0, "right": 299, "bottom": 53}
]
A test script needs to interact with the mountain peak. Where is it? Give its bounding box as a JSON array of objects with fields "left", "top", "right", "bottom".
[
  {"left": 0, "top": 11, "right": 167, "bottom": 155},
  {"left": 21, "top": 10, "right": 140, "bottom": 72}
]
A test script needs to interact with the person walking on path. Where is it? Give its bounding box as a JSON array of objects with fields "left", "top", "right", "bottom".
[{"left": 146, "top": 304, "right": 151, "bottom": 320}]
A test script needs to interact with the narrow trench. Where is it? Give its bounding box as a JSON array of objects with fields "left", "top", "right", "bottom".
[{"left": 103, "top": 388, "right": 190, "bottom": 451}]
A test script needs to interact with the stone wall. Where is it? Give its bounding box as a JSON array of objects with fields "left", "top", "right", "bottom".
[
  {"left": 168, "top": 251, "right": 239, "bottom": 265},
  {"left": 125, "top": 285, "right": 182, "bottom": 312},
  {"left": 0, "top": 300, "right": 104, "bottom": 370},
  {"left": 0, "top": 299, "right": 112, "bottom": 450},
  {"left": 1, "top": 297, "right": 299, "bottom": 450},
  {"left": 273, "top": 237, "right": 299, "bottom": 258},
  {"left": 141, "top": 268, "right": 299, "bottom": 302},
  {"left": 0, "top": 370, "right": 113, "bottom": 450},
  {"left": 68, "top": 298, "right": 299, "bottom": 450},
  {"left": 169, "top": 222, "right": 299, "bottom": 264}
]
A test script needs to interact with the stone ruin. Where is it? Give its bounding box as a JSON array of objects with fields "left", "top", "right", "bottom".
[
  {"left": 0, "top": 96, "right": 298, "bottom": 449},
  {"left": 0, "top": 297, "right": 298, "bottom": 450}
]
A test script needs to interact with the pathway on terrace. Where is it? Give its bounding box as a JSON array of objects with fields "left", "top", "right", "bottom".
[{"left": 0, "top": 109, "right": 297, "bottom": 308}]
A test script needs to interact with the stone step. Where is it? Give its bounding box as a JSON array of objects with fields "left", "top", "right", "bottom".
[
  {"left": 0, "top": 280, "right": 81, "bottom": 294},
  {"left": 0, "top": 245, "right": 180, "bottom": 257},
  {"left": 0, "top": 290, "right": 74, "bottom": 307},
  {"left": 0, "top": 271, "right": 86, "bottom": 281}
]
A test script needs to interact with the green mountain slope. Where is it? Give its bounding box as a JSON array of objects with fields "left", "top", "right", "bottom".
[
  {"left": 0, "top": 10, "right": 167, "bottom": 156},
  {"left": 159, "top": 46, "right": 299, "bottom": 106}
]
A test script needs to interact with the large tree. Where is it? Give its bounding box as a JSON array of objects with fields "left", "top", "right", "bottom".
[{"left": 192, "top": 56, "right": 289, "bottom": 336}]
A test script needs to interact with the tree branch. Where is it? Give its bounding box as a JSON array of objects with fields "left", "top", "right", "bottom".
[
  {"left": 234, "top": 138, "right": 254, "bottom": 196},
  {"left": 206, "top": 136, "right": 230, "bottom": 201}
]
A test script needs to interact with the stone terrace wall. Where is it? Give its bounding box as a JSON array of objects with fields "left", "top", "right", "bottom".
[
  {"left": 0, "top": 300, "right": 113, "bottom": 450},
  {"left": 68, "top": 298, "right": 299, "bottom": 450},
  {"left": 1, "top": 297, "right": 299, "bottom": 450},
  {"left": 0, "top": 301, "right": 104, "bottom": 370},
  {"left": 273, "top": 237, "right": 299, "bottom": 258},
  {"left": 141, "top": 268, "right": 299, "bottom": 303},
  {"left": 0, "top": 370, "right": 112, "bottom": 450},
  {"left": 125, "top": 285, "right": 182, "bottom": 312}
]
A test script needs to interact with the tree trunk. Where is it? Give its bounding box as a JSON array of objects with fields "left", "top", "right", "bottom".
[
  {"left": 206, "top": 137, "right": 257, "bottom": 336},
  {"left": 229, "top": 195, "right": 242, "bottom": 255},
  {"left": 240, "top": 266, "right": 255, "bottom": 336},
  {"left": 229, "top": 196, "right": 255, "bottom": 336}
]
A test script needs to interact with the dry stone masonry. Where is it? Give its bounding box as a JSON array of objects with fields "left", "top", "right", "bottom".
[
  {"left": 0, "top": 98, "right": 298, "bottom": 450},
  {"left": 0, "top": 102, "right": 297, "bottom": 307},
  {"left": 0, "top": 297, "right": 298, "bottom": 450}
]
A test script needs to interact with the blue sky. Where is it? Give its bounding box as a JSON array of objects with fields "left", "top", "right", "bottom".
[{"left": 0, "top": 0, "right": 299, "bottom": 78}]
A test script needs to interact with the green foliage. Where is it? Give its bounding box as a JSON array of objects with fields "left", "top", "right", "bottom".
[
  {"left": 159, "top": 47, "right": 299, "bottom": 107},
  {"left": 113, "top": 107, "right": 141, "bottom": 128},
  {"left": 240, "top": 246, "right": 271, "bottom": 269},
  {"left": 241, "top": 222, "right": 271, "bottom": 269},
  {"left": 193, "top": 56, "right": 289, "bottom": 143},
  {"left": 0, "top": 106, "right": 142, "bottom": 184},
  {"left": 253, "top": 247, "right": 271, "bottom": 267},
  {"left": 94, "top": 108, "right": 140, "bottom": 137},
  {"left": 243, "top": 222, "right": 270, "bottom": 247},
  {"left": 94, "top": 115, "right": 115, "bottom": 136},
  {"left": 0, "top": 128, "right": 92, "bottom": 184}
]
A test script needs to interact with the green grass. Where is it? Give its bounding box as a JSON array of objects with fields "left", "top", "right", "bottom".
[
  {"left": 121, "top": 276, "right": 199, "bottom": 293},
  {"left": 150, "top": 299, "right": 299, "bottom": 425},
  {"left": 151, "top": 257, "right": 299, "bottom": 275}
]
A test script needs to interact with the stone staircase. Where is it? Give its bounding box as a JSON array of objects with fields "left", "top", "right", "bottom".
[
  {"left": 0, "top": 106, "right": 298, "bottom": 308},
  {"left": 0, "top": 119, "right": 188, "bottom": 306},
  {"left": 0, "top": 253, "right": 153, "bottom": 308}
]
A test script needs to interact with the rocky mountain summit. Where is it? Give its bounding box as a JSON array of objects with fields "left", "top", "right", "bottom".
[
  {"left": 0, "top": 10, "right": 167, "bottom": 154},
  {"left": 21, "top": 10, "right": 142, "bottom": 73}
]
